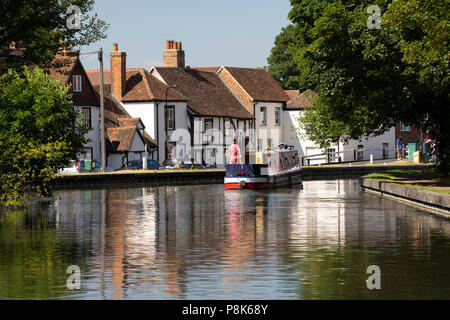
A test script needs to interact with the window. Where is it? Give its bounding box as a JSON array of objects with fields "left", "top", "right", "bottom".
[
  {"left": 165, "top": 105, "right": 175, "bottom": 130},
  {"left": 400, "top": 122, "right": 410, "bottom": 132},
  {"left": 275, "top": 107, "right": 281, "bottom": 126},
  {"left": 260, "top": 106, "right": 267, "bottom": 126},
  {"left": 73, "top": 75, "right": 82, "bottom": 92},
  {"left": 204, "top": 118, "right": 213, "bottom": 143},
  {"left": 82, "top": 107, "right": 91, "bottom": 128},
  {"left": 204, "top": 118, "right": 213, "bottom": 132}
]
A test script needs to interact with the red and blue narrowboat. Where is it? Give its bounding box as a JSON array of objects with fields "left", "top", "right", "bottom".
[{"left": 224, "top": 147, "right": 302, "bottom": 190}]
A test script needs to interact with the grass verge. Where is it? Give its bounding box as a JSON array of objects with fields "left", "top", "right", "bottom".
[{"left": 365, "top": 168, "right": 450, "bottom": 195}]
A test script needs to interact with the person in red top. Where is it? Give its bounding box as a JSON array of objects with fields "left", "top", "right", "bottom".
[{"left": 228, "top": 139, "right": 240, "bottom": 164}]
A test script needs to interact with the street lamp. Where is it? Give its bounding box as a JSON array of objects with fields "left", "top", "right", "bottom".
[
  {"left": 98, "top": 48, "right": 106, "bottom": 172},
  {"left": 165, "top": 85, "right": 177, "bottom": 106}
]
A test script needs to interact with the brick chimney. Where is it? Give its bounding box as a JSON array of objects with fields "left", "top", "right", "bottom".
[
  {"left": 163, "top": 40, "right": 185, "bottom": 68},
  {"left": 110, "top": 43, "right": 127, "bottom": 99}
]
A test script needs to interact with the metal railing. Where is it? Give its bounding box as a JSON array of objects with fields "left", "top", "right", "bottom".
[{"left": 301, "top": 148, "right": 399, "bottom": 166}]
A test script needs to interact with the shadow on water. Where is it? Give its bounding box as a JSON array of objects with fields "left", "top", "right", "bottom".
[{"left": 0, "top": 179, "right": 449, "bottom": 299}]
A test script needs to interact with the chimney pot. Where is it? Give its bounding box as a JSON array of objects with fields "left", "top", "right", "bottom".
[
  {"left": 163, "top": 40, "right": 185, "bottom": 68},
  {"left": 113, "top": 43, "right": 118, "bottom": 52},
  {"left": 110, "top": 46, "right": 126, "bottom": 99}
]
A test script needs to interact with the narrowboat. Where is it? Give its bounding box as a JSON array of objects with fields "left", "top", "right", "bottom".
[{"left": 224, "top": 146, "right": 302, "bottom": 190}]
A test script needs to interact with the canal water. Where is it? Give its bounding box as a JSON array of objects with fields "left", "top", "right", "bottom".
[{"left": 0, "top": 179, "right": 449, "bottom": 300}]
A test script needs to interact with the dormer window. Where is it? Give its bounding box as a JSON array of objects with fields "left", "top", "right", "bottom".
[{"left": 73, "top": 75, "right": 82, "bottom": 92}]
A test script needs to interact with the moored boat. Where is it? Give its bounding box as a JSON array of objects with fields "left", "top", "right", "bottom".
[{"left": 224, "top": 146, "right": 302, "bottom": 190}]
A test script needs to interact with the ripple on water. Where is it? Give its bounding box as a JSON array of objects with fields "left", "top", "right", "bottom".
[{"left": 0, "top": 180, "right": 449, "bottom": 299}]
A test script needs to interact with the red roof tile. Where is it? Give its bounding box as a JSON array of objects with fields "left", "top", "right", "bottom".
[
  {"left": 107, "top": 126, "right": 136, "bottom": 152},
  {"left": 222, "top": 67, "right": 290, "bottom": 103},
  {"left": 86, "top": 68, "right": 187, "bottom": 102},
  {"left": 153, "top": 67, "right": 254, "bottom": 119}
]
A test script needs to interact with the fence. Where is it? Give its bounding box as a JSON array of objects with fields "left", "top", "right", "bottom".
[{"left": 301, "top": 147, "right": 399, "bottom": 166}]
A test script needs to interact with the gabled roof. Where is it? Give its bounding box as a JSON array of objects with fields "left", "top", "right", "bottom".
[
  {"left": 86, "top": 68, "right": 187, "bottom": 102},
  {"left": 117, "top": 118, "right": 143, "bottom": 128},
  {"left": 94, "top": 84, "right": 157, "bottom": 149},
  {"left": 221, "top": 67, "right": 290, "bottom": 103},
  {"left": 285, "top": 89, "right": 317, "bottom": 110},
  {"left": 152, "top": 67, "right": 254, "bottom": 119},
  {"left": 107, "top": 126, "right": 137, "bottom": 152},
  {"left": 47, "top": 55, "right": 79, "bottom": 86},
  {"left": 47, "top": 54, "right": 99, "bottom": 107}
]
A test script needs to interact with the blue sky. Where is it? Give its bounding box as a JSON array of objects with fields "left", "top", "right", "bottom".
[{"left": 80, "top": 0, "right": 291, "bottom": 70}]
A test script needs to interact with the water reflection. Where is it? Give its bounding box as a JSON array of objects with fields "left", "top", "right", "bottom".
[{"left": 0, "top": 180, "right": 449, "bottom": 299}]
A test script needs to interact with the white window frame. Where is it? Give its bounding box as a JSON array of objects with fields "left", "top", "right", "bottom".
[
  {"left": 260, "top": 106, "right": 267, "bottom": 126},
  {"left": 165, "top": 105, "right": 175, "bottom": 130},
  {"left": 204, "top": 118, "right": 214, "bottom": 143},
  {"left": 82, "top": 107, "right": 91, "bottom": 128},
  {"left": 73, "top": 75, "right": 82, "bottom": 93},
  {"left": 275, "top": 107, "right": 281, "bottom": 126}
]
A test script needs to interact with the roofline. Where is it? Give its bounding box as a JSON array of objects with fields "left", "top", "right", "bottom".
[
  {"left": 187, "top": 106, "right": 254, "bottom": 120},
  {"left": 75, "top": 57, "right": 101, "bottom": 105},
  {"left": 149, "top": 66, "right": 167, "bottom": 85},
  {"left": 58, "top": 55, "right": 80, "bottom": 86},
  {"left": 217, "top": 66, "right": 254, "bottom": 102}
]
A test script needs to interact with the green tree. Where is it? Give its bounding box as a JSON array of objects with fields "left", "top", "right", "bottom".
[
  {"left": 0, "top": 68, "right": 88, "bottom": 206},
  {"left": 0, "top": 0, "right": 108, "bottom": 73},
  {"left": 267, "top": 25, "right": 301, "bottom": 90},
  {"left": 272, "top": 0, "right": 449, "bottom": 174}
]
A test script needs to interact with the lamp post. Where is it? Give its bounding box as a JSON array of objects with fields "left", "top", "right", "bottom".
[
  {"left": 98, "top": 48, "right": 106, "bottom": 172},
  {"left": 164, "top": 85, "right": 177, "bottom": 161}
]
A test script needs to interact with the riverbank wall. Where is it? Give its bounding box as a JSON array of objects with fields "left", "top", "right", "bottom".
[
  {"left": 361, "top": 177, "right": 450, "bottom": 218},
  {"left": 52, "top": 170, "right": 225, "bottom": 188},
  {"left": 300, "top": 165, "right": 428, "bottom": 180},
  {"left": 52, "top": 165, "right": 428, "bottom": 188}
]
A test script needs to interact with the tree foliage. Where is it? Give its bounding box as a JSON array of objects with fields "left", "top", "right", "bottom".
[
  {"left": 0, "top": 68, "right": 88, "bottom": 206},
  {"left": 269, "top": 0, "right": 449, "bottom": 174},
  {"left": 0, "top": 0, "right": 108, "bottom": 73},
  {"left": 267, "top": 25, "right": 301, "bottom": 90}
]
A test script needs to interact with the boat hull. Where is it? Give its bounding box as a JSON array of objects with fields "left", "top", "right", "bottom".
[{"left": 224, "top": 168, "right": 302, "bottom": 190}]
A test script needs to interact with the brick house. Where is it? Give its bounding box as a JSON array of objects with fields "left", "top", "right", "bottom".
[{"left": 395, "top": 123, "right": 425, "bottom": 144}]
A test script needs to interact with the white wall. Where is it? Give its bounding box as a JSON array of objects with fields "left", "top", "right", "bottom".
[
  {"left": 108, "top": 153, "right": 126, "bottom": 169},
  {"left": 122, "top": 102, "right": 156, "bottom": 138},
  {"left": 157, "top": 101, "right": 189, "bottom": 162},
  {"left": 282, "top": 109, "right": 395, "bottom": 165},
  {"left": 74, "top": 106, "right": 100, "bottom": 161},
  {"left": 341, "top": 128, "right": 396, "bottom": 162},
  {"left": 254, "top": 102, "right": 284, "bottom": 150},
  {"left": 283, "top": 109, "right": 338, "bottom": 164}
]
